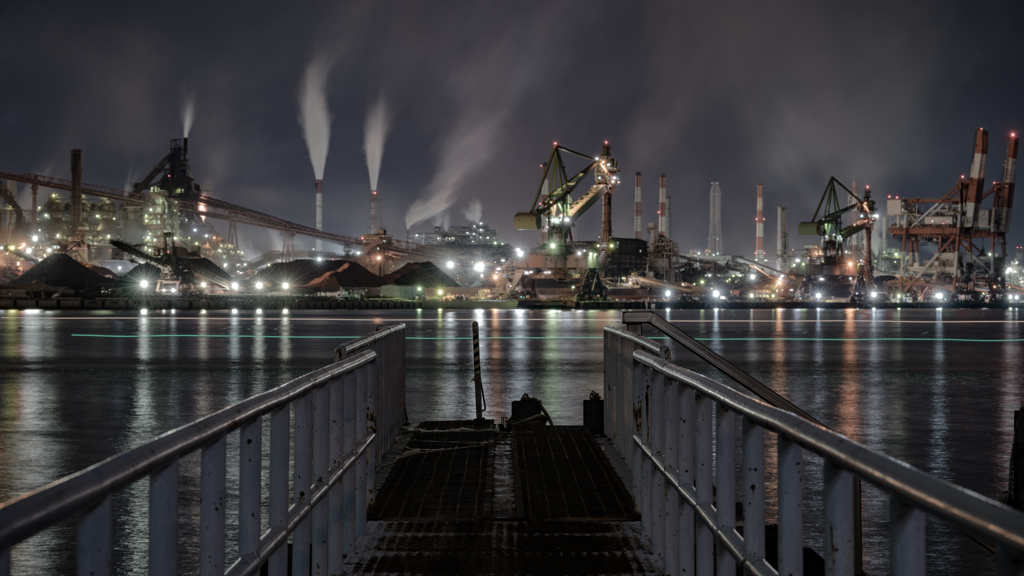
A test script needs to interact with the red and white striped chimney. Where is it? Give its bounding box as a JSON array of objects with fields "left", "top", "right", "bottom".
[
  {"left": 755, "top": 184, "right": 765, "bottom": 260},
  {"left": 964, "top": 128, "right": 989, "bottom": 229},
  {"left": 634, "top": 172, "right": 642, "bottom": 239},
  {"left": 657, "top": 174, "right": 667, "bottom": 237},
  {"left": 995, "top": 132, "right": 1019, "bottom": 234}
]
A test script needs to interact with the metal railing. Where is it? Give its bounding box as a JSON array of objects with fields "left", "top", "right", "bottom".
[
  {"left": 0, "top": 324, "right": 408, "bottom": 576},
  {"left": 617, "top": 310, "right": 872, "bottom": 570},
  {"left": 336, "top": 323, "right": 408, "bottom": 467},
  {"left": 621, "top": 310, "right": 823, "bottom": 426},
  {"left": 631, "top": 350, "right": 1024, "bottom": 575},
  {"left": 604, "top": 326, "right": 669, "bottom": 459}
]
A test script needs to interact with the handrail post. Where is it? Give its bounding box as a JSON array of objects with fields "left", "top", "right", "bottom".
[
  {"left": 631, "top": 357, "right": 643, "bottom": 510},
  {"left": 355, "top": 362, "right": 369, "bottom": 538},
  {"left": 268, "top": 405, "right": 290, "bottom": 576},
  {"left": 715, "top": 403, "right": 736, "bottom": 576},
  {"left": 239, "top": 417, "right": 262, "bottom": 568},
  {"left": 824, "top": 460, "right": 855, "bottom": 576},
  {"left": 694, "top": 392, "right": 714, "bottom": 573},
  {"left": 328, "top": 372, "right": 348, "bottom": 575},
  {"left": 664, "top": 376, "right": 679, "bottom": 574},
  {"left": 890, "top": 497, "right": 925, "bottom": 575},
  {"left": 777, "top": 436, "right": 803, "bottom": 575},
  {"left": 77, "top": 493, "right": 113, "bottom": 576},
  {"left": 312, "top": 384, "right": 330, "bottom": 574},
  {"left": 641, "top": 364, "right": 654, "bottom": 544},
  {"left": 742, "top": 417, "right": 765, "bottom": 565},
  {"left": 149, "top": 459, "right": 178, "bottom": 576},
  {"left": 343, "top": 366, "right": 357, "bottom": 556},
  {"left": 293, "top": 392, "right": 313, "bottom": 576},
  {"left": 855, "top": 479, "right": 864, "bottom": 575},
  {"left": 199, "top": 435, "right": 227, "bottom": 576},
  {"left": 678, "top": 386, "right": 695, "bottom": 576},
  {"left": 651, "top": 370, "right": 666, "bottom": 559}
]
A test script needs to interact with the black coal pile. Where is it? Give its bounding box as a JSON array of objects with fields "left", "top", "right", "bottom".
[
  {"left": 118, "top": 263, "right": 162, "bottom": 288},
  {"left": 86, "top": 264, "right": 118, "bottom": 279},
  {"left": 182, "top": 257, "right": 233, "bottom": 283},
  {"left": 8, "top": 254, "right": 114, "bottom": 291},
  {"left": 255, "top": 259, "right": 345, "bottom": 287},
  {"left": 384, "top": 262, "right": 460, "bottom": 287},
  {"left": 305, "top": 261, "right": 386, "bottom": 290}
]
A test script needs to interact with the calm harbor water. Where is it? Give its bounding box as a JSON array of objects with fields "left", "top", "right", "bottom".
[{"left": 1, "top": 307, "right": 1021, "bottom": 574}]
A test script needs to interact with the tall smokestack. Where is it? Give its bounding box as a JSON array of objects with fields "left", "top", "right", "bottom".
[
  {"left": 995, "top": 132, "right": 1019, "bottom": 234},
  {"left": 964, "top": 128, "right": 989, "bottom": 229},
  {"left": 665, "top": 196, "right": 672, "bottom": 240},
  {"left": 755, "top": 184, "right": 765, "bottom": 261},
  {"left": 658, "top": 174, "right": 667, "bottom": 237},
  {"left": 70, "top": 149, "right": 82, "bottom": 234},
  {"left": 708, "top": 182, "right": 722, "bottom": 254},
  {"left": 634, "top": 172, "right": 642, "bottom": 239},
  {"left": 314, "top": 179, "right": 323, "bottom": 251},
  {"left": 370, "top": 189, "right": 380, "bottom": 233},
  {"left": 776, "top": 206, "right": 788, "bottom": 267}
]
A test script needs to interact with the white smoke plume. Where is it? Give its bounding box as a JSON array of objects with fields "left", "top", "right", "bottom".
[
  {"left": 297, "top": 54, "right": 333, "bottom": 180},
  {"left": 463, "top": 199, "right": 482, "bottom": 223},
  {"left": 405, "top": 112, "right": 504, "bottom": 230},
  {"left": 181, "top": 92, "right": 195, "bottom": 138},
  {"left": 432, "top": 211, "right": 450, "bottom": 231},
  {"left": 123, "top": 165, "right": 139, "bottom": 192},
  {"left": 363, "top": 95, "right": 392, "bottom": 191}
]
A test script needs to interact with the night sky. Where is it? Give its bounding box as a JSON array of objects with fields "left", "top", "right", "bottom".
[{"left": 2, "top": 1, "right": 1023, "bottom": 257}]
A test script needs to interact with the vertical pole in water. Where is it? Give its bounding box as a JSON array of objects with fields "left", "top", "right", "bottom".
[
  {"left": 1010, "top": 402, "right": 1024, "bottom": 510},
  {"left": 473, "top": 321, "right": 483, "bottom": 420}
]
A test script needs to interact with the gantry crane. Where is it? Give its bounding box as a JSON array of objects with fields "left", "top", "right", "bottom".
[
  {"left": 797, "top": 177, "right": 877, "bottom": 302},
  {"left": 799, "top": 177, "right": 876, "bottom": 276},
  {"left": 514, "top": 142, "right": 619, "bottom": 254}
]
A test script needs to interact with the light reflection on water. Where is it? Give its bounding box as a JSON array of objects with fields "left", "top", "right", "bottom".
[{"left": 0, "top": 308, "right": 1021, "bottom": 575}]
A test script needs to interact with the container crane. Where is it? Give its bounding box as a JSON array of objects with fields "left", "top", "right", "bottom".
[{"left": 514, "top": 142, "right": 619, "bottom": 255}]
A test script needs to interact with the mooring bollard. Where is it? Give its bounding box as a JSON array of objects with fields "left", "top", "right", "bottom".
[{"left": 472, "top": 321, "right": 486, "bottom": 420}]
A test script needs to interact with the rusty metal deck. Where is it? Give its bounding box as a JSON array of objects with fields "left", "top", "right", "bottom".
[{"left": 353, "top": 422, "right": 658, "bottom": 575}]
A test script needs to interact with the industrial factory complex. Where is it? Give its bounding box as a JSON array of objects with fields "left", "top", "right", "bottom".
[{"left": 0, "top": 127, "right": 1020, "bottom": 309}]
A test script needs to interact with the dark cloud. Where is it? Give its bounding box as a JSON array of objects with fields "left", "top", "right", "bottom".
[{"left": 1, "top": 1, "right": 1022, "bottom": 256}]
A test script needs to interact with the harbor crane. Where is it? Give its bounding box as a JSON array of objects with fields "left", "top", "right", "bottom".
[
  {"left": 514, "top": 141, "right": 619, "bottom": 254},
  {"left": 799, "top": 176, "right": 876, "bottom": 279},
  {"left": 797, "top": 177, "right": 877, "bottom": 302}
]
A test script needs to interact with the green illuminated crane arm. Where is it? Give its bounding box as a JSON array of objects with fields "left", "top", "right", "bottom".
[
  {"left": 516, "top": 143, "right": 618, "bottom": 241},
  {"left": 528, "top": 145, "right": 599, "bottom": 214},
  {"left": 799, "top": 176, "right": 872, "bottom": 237},
  {"left": 565, "top": 184, "right": 608, "bottom": 224}
]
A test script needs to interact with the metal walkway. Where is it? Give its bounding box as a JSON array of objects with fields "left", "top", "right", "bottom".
[{"left": 348, "top": 422, "right": 659, "bottom": 575}]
